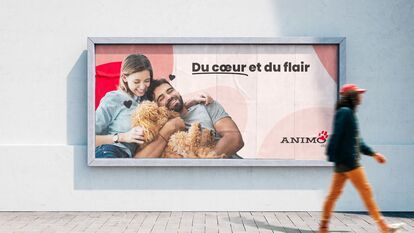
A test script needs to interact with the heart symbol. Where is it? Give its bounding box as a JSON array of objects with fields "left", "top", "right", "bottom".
[
  {"left": 169, "top": 74, "right": 176, "bottom": 81},
  {"left": 123, "top": 100, "right": 132, "bottom": 108}
]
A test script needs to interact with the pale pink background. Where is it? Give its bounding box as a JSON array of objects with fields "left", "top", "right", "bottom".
[{"left": 95, "top": 44, "right": 338, "bottom": 160}]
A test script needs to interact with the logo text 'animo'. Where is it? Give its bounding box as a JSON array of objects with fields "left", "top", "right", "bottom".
[{"left": 280, "top": 131, "right": 329, "bottom": 144}]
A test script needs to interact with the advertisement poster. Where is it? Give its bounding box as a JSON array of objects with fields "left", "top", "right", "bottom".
[{"left": 91, "top": 40, "right": 339, "bottom": 162}]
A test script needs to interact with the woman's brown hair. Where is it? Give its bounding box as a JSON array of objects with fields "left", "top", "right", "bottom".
[{"left": 119, "top": 54, "right": 153, "bottom": 97}]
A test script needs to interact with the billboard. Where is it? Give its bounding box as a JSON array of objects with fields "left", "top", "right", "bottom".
[{"left": 87, "top": 38, "right": 345, "bottom": 166}]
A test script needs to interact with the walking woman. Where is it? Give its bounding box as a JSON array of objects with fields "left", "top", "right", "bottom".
[{"left": 319, "top": 84, "right": 404, "bottom": 233}]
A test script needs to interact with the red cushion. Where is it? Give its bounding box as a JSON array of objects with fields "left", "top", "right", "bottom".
[{"left": 95, "top": 62, "right": 122, "bottom": 109}]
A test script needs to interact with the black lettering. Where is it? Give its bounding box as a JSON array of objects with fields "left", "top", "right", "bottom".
[
  {"left": 256, "top": 63, "right": 262, "bottom": 72},
  {"left": 241, "top": 64, "right": 247, "bottom": 72},
  {"left": 291, "top": 137, "right": 299, "bottom": 143},
  {"left": 265, "top": 62, "right": 272, "bottom": 72},
  {"left": 283, "top": 62, "right": 290, "bottom": 72},
  {"left": 232, "top": 64, "right": 247, "bottom": 72},
  {"left": 201, "top": 64, "right": 209, "bottom": 72},
  {"left": 317, "top": 138, "right": 326, "bottom": 143},
  {"left": 249, "top": 64, "right": 256, "bottom": 72},
  {"left": 305, "top": 64, "right": 310, "bottom": 72},
  {"left": 192, "top": 63, "right": 200, "bottom": 72},
  {"left": 265, "top": 62, "right": 281, "bottom": 72},
  {"left": 212, "top": 64, "right": 219, "bottom": 72},
  {"left": 292, "top": 64, "right": 300, "bottom": 72}
]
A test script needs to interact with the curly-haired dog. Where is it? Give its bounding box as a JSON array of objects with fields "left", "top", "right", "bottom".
[{"left": 131, "top": 101, "right": 224, "bottom": 158}]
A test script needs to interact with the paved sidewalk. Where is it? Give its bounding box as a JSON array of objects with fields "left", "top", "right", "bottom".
[{"left": 0, "top": 212, "right": 412, "bottom": 233}]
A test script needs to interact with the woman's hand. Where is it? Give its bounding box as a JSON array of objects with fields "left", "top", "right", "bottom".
[
  {"left": 373, "top": 153, "right": 387, "bottom": 164},
  {"left": 120, "top": 127, "right": 145, "bottom": 144},
  {"left": 185, "top": 92, "right": 213, "bottom": 108}
]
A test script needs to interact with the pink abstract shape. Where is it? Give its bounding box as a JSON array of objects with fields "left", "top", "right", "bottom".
[
  {"left": 258, "top": 107, "right": 334, "bottom": 160},
  {"left": 313, "top": 45, "right": 338, "bottom": 83},
  {"left": 183, "top": 86, "right": 248, "bottom": 132},
  {"left": 95, "top": 45, "right": 174, "bottom": 80},
  {"left": 95, "top": 62, "right": 122, "bottom": 109},
  {"left": 94, "top": 45, "right": 174, "bottom": 108},
  {"left": 258, "top": 112, "right": 295, "bottom": 160}
]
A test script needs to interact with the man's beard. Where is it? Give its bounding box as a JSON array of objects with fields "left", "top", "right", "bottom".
[{"left": 166, "top": 95, "right": 184, "bottom": 112}]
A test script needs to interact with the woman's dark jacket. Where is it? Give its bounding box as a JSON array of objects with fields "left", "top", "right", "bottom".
[{"left": 326, "top": 107, "right": 375, "bottom": 172}]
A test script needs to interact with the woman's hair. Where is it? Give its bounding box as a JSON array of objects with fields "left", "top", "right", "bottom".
[
  {"left": 119, "top": 54, "right": 153, "bottom": 97},
  {"left": 335, "top": 90, "right": 359, "bottom": 111}
]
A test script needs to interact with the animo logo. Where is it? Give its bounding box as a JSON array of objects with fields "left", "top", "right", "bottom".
[
  {"left": 318, "top": 130, "right": 328, "bottom": 141},
  {"left": 280, "top": 131, "right": 329, "bottom": 144}
]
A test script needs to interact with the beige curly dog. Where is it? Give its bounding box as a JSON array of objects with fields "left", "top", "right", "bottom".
[{"left": 131, "top": 101, "right": 224, "bottom": 158}]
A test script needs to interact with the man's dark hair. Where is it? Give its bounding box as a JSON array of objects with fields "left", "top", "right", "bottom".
[
  {"left": 335, "top": 90, "right": 359, "bottom": 111},
  {"left": 147, "top": 78, "right": 172, "bottom": 101}
]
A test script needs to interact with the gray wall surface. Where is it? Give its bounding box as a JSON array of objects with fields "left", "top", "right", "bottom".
[{"left": 0, "top": 0, "right": 413, "bottom": 210}]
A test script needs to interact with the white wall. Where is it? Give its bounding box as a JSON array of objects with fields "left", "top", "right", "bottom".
[{"left": 0, "top": 0, "right": 413, "bottom": 211}]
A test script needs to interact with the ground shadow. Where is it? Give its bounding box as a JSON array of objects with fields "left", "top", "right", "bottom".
[{"left": 67, "top": 50, "right": 87, "bottom": 146}]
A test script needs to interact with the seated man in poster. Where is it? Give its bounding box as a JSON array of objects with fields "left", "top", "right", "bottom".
[{"left": 135, "top": 79, "right": 244, "bottom": 159}]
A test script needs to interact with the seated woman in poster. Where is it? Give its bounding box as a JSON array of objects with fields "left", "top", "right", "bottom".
[{"left": 95, "top": 54, "right": 211, "bottom": 158}]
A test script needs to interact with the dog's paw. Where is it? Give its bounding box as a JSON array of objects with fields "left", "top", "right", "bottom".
[{"left": 318, "top": 130, "right": 328, "bottom": 141}]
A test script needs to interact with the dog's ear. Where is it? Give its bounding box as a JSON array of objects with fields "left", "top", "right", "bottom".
[
  {"left": 139, "top": 102, "right": 161, "bottom": 123},
  {"left": 157, "top": 106, "right": 169, "bottom": 117},
  {"left": 200, "top": 128, "right": 215, "bottom": 146},
  {"left": 186, "top": 122, "right": 201, "bottom": 147},
  {"left": 154, "top": 106, "right": 172, "bottom": 127},
  {"left": 130, "top": 106, "right": 141, "bottom": 127},
  {"left": 132, "top": 101, "right": 164, "bottom": 143}
]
